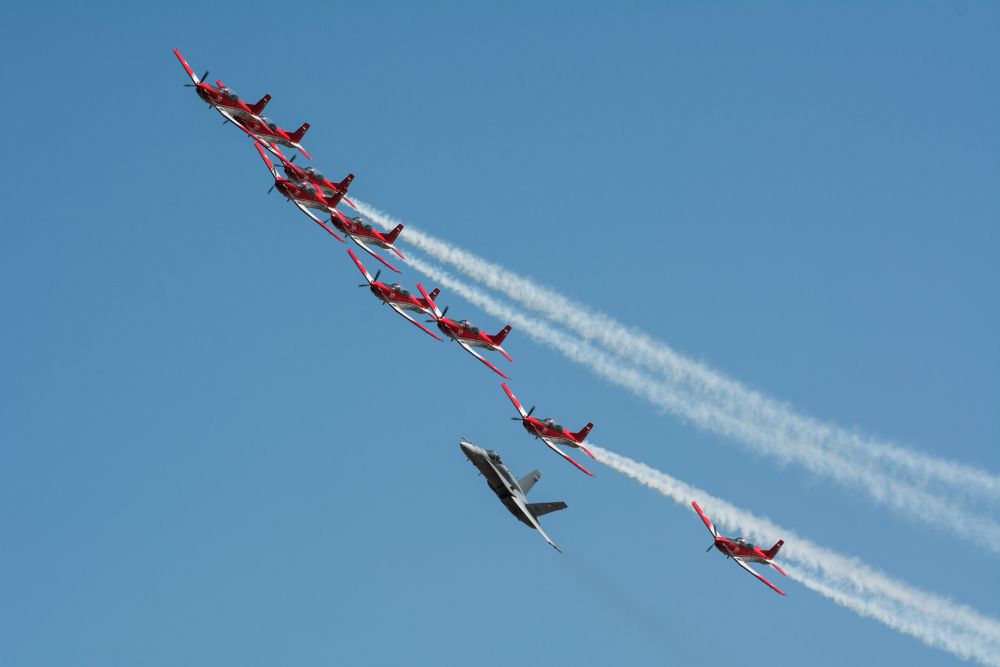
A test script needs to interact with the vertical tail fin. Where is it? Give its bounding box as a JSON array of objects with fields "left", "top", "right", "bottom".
[
  {"left": 573, "top": 423, "right": 594, "bottom": 442},
  {"left": 492, "top": 325, "right": 512, "bottom": 345},
  {"left": 250, "top": 94, "right": 271, "bottom": 115},
  {"left": 383, "top": 223, "right": 404, "bottom": 244},
  {"left": 428, "top": 288, "right": 440, "bottom": 301},
  {"left": 289, "top": 122, "right": 310, "bottom": 143},
  {"left": 338, "top": 173, "right": 354, "bottom": 192},
  {"left": 764, "top": 539, "right": 784, "bottom": 560},
  {"left": 517, "top": 470, "right": 541, "bottom": 495}
]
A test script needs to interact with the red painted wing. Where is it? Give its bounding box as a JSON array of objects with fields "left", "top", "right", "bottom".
[
  {"left": 691, "top": 501, "right": 719, "bottom": 538},
  {"left": 541, "top": 440, "right": 594, "bottom": 477},
  {"left": 456, "top": 341, "right": 509, "bottom": 379},
  {"left": 501, "top": 382, "right": 529, "bottom": 418},
  {"left": 732, "top": 557, "right": 786, "bottom": 596}
]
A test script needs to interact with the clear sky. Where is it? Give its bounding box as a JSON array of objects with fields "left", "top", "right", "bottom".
[{"left": 2, "top": 2, "right": 998, "bottom": 665}]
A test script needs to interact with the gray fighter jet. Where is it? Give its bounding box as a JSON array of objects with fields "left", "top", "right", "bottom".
[{"left": 460, "top": 439, "right": 567, "bottom": 552}]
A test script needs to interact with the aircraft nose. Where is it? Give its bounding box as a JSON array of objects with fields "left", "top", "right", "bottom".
[{"left": 459, "top": 441, "right": 477, "bottom": 456}]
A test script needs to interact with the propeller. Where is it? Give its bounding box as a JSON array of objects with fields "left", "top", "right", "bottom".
[
  {"left": 267, "top": 183, "right": 276, "bottom": 194},
  {"left": 707, "top": 543, "right": 716, "bottom": 553},
  {"left": 426, "top": 304, "right": 448, "bottom": 323},
  {"left": 183, "top": 70, "right": 209, "bottom": 87},
  {"left": 526, "top": 406, "right": 535, "bottom": 417},
  {"left": 359, "top": 269, "right": 380, "bottom": 287}
]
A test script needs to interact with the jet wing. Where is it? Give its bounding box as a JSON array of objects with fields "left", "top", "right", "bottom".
[
  {"left": 541, "top": 439, "right": 594, "bottom": 477},
  {"left": 351, "top": 237, "right": 401, "bottom": 274},
  {"left": 388, "top": 303, "right": 442, "bottom": 341},
  {"left": 691, "top": 501, "right": 720, "bottom": 538},
  {"left": 732, "top": 557, "right": 787, "bottom": 596},
  {"left": 510, "top": 495, "right": 561, "bottom": 553},
  {"left": 456, "top": 340, "right": 510, "bottom": 379}
]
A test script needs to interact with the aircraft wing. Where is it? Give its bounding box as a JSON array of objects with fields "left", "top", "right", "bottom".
[
  {"left": 351, "top": 237, "right": 401, "bottom": 274},
  {"left": 254, "top": 141, "right": 282, "bottom": 180},
  {"left": 510, "top": 495, "right": 561, "bottom": 552},
  {"left": 291, "top": 202, "right": 345, "bottom": 241},
  {"left": 691, "top": 501, "right": 719, "bottom": 538},
  {"left": 173, "top": 48, "right": 201, "bottom": 83},
  {"left": 347, "top": 249, "right": 373, "bottom": 283},
  {"left": 342, "top": 196, "right": 360, "bottom": 212},
  {"left": 501, "top": 382, "right": 529, "bottom": 418},
  {"left": 541, "top": 439, "right": 594, "bottom": 477},
  {"left": 456, "top": 340, "right": 510, "bottom": 380},
  {"left": 732, "top": 557, "right": 786, "bottom": 596},
  {"left": 388, "top": 303, "right": 442, "bottom": 341}
]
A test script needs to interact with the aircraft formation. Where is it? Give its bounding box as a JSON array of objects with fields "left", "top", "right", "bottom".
[{"left": 174, "top": 49, "right": 789, "bottom": 595}]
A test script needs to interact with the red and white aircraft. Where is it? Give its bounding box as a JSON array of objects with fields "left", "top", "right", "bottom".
[
  {"left": 255, "top": 142, "right": 347, "bottom": 237},
  {"left": 173, "top": 49, "right": 270, "bottom": 120},
  {"left": 417, "top": 284, "right": 514, "bottom": 379},
  {"left": 327, "top": 210, "right": 405, "bottom": 274},
  {"left": 501, "top": 383, "right": 595, "bottom": 476},
  {"left": 174, "top": 49, "right": 312, "bottom": 159},
  {"left": 269, "top": 145, "right": 358, "bottom": 211},
  {"left": 348, "top": 249, "right": 441, "bottom": 341},
  {"left": 692, "top": 501, "right": 787, "bottom": 596}
]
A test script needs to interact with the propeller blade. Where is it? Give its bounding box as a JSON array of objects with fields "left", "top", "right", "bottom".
[
  {"left": 526, "top": 406, "right": 535, "bottom": 417},
  {"left": 707, "top": 543, "right": 715, "bottom": 552},
  {"left": 357, "top": 284, "right": 368, "bottom": 288},
  {"left": 183, "top": 83, "right": 196, "bottom": 87},
  {"left": 267, "top": 184, "right": 276, "bottom": 194},
  {"left": 200, "top": 70, "right": 209, "bottom": 84},
  {"left": 441, "top": 306, "right": 449, "bottom": 317},
  {"left": 373, "top": 270, "right": 381, "bottom": 283},
  {"left": 289, "top": 154, "right": 297, "bottom": 163}
]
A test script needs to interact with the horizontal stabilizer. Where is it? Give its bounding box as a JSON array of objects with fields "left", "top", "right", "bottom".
[
  {"left": 517, "top": 470, "right": 541, "bottom": 495},
  {"left": 528, "top": 501, "right": 567, "bottom": 518}
]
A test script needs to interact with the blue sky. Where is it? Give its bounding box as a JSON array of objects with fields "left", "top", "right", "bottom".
[{"left": 2, "top": 2, "right": 998, "bottom": 665}]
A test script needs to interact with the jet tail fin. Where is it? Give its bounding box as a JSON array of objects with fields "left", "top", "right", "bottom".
[
  {"left": 517, "top": 470, "right": 541, "bottom": 495},
  {"left": 528, "top": 501, "right": 567, "bottom": 518},
  {"left": 764, "top": 539, "right": 784, "bottom": 560},
  {"left": 250, "top": 94, "right": 271, "bottom": 115}
]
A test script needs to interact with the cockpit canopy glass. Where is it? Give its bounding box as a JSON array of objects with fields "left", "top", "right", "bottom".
[{"left": 487, "top": 450, "right": 502, "bottom": 464}]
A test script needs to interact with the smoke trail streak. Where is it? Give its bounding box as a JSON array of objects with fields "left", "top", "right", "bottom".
[
  {"left": 403, "top": 253, "right": 1000, "bottom": 550},
  {"left": 590, "top": 444, "right": 1000, "bottom": 667},
  {"left": 356, "top": 200, "right": 1000, "bottom": 544},
  {"left": 389, "top": 255, "right": 1000, "bottom": 663}
]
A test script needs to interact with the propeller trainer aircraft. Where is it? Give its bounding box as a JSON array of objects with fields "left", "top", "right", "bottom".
[
  {"left": 417, "top": 284, "right": 514, "bottom": 379},
  {"left": 348, "top": 249, "right": 441, "bottom": 341},
  {"left": 327, "top": 210, "right": 405, "bottom": 273},
  {"left": 174, "top": 48, "right": 312, "bottom": 159},
  {"left": 501, "top": 383, "right": 595, "bottom": 477},
  {"left": 460, "top": 440, "right": 567, "bottom": 552},
  {"left": 692, "top": 501, "right": 787, "bottom": 596}
]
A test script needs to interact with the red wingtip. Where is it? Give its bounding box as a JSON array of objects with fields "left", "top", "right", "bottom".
[{"left": 579, "top": 445, "right": 597, "bottom": 460}]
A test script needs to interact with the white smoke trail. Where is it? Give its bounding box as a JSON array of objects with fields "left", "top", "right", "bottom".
[
  {"left": 590, "top": 444, "right": 1000, "bottom": 667},
  {"left": 402, "top": 253, "right": 1000, "bottom": 550},
  {"left": 394, "top": 252, "right": 1000, "bottom": 663},
  {"left": 356, "top": 200, "right": 1000, "bottom": 547}
]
